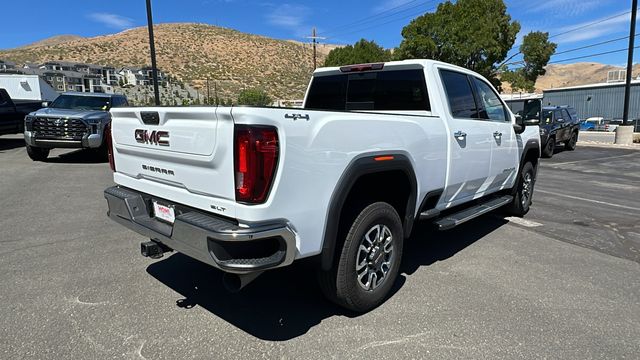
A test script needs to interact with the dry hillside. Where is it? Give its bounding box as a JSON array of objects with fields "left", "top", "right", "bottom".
[
  {"left": 19, "top": 35, "right": 85, "bottom": 49},
  {"left": 2, "top": 26, "right": 634, "bottom": 99},
  {"left": 503, "top": 62, "right": 640, "bottom": 94},
  {"left": 0, "top": 23, "right": 335, "bottom": 100}
]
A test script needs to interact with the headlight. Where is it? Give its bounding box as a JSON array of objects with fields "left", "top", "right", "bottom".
[
  {"left": 539, "top": 128, "right": 547, "bottom": 136},
  {"left": 84, "top": 117, "right": 104, "bottom": 124},
  {"left": 24, "top": 115, "right": 35, "bottom": 122}
]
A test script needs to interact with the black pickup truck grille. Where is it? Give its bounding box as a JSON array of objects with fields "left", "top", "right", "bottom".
[{"left": 32, "top": 117, "right": 88, "bottom": 140}]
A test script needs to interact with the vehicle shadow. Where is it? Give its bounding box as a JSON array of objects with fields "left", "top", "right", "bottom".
[
  {"left": 146, "top": 214, "right": 508, "bottom": 341},
  {"left": 45, "top": 149, "right": 107, "bottom": 164},
  {"left": 0, "top": 138, "right": 25, "bottom": 152}
]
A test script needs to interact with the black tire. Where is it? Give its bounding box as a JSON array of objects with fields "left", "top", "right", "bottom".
[
  {"left": 565, "top": 131, "right": 578, "bottom": 151},
  {"left": 505, "top": 162, "right": 536, "bottom": 217},
  {"left": 542, "top": 137, "right": 555, "bottom": 158},
  {"left": 318, "top": 202, "right": 404, "bottom": 312},
  {"left": 93, "top": 142, "right": 109, "bottom": 161},
  {"left": 26, "top": 145, "right": 49, "bottom": 162}
]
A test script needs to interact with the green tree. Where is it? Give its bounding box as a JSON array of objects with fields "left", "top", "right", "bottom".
[
  {"left": 324, "top": 39, "right": 392, "bottom": 67},
  {"left": 500, "top": 32, "right": 557, "bottom": 92},
  {"left": 396, "top": 0, "right": 555, "bottom": 91},
  {"left": 237, "top": 88, "right": 272, "bottom": 106}
]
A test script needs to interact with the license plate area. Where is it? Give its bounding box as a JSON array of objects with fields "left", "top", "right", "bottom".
[{"left": 152, "top": 200, "right": 175, "bottom": 224}]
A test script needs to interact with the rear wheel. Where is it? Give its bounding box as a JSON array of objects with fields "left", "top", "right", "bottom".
[
  {"left": 542, "top": 138, "right": 555, "bottom": 158},
  {"left": 565, "top": 131, "right": 578, "bottom": 151},
  {"left": 318, "top": 202, "right": 403, "bottom": 312},
  {"left": 505, "top": 162, "right": 536, "bottom": 217},
  {"left": 26, "top": 145, "right": 49, "bottom": 162}
]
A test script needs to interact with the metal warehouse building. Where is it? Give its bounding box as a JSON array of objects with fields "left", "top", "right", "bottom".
[{"left": 543, "top": 80, "right": 640, "bottom": 120}]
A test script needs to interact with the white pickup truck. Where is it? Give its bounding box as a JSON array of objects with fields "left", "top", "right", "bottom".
[{"left": 104, "top": 60, "right": 541, "bottom": 312}]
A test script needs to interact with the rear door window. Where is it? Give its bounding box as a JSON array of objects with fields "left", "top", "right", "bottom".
[
  {"left": 305, "top": 69, "right": 430, "bottom": 111},
  {"left": 440, "top": 70, "right": 479, "bottom": 119}
]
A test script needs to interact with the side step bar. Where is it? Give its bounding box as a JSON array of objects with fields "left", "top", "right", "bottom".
[{"left": 434, "top": 195, "right": 513, "bottom": 231}]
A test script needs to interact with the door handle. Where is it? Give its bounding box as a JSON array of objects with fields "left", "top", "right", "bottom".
[
  {"left": 454, "top": 131, "right": 467, "bottom": 140},
  {"left": 493, "top": 131, "right": 503, "bottom": 138}
]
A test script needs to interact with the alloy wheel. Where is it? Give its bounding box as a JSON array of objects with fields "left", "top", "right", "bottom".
[{"left": 355, "top": 224, "right": 394, "bottom": 291}]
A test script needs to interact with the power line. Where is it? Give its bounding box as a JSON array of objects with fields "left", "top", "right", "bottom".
[
  {"left": 505, "top": 34, "right": 639, "bottom": 66},
  {"left": 326, "top": 5, "right": 439, "bottom": 40},
  {"left": 554, "top": 34, "right": 636, "bottom": 56},
  {"left": 549, "top": 45, "right": 640, "bottom": 64},
  {"left": 319, "top": 0, "right": 438, "bottom": 37},
  {"left": 549, "top": 10, "right": 633, "bottom": 40},
  {"left": 508, "top": 45, "right": 640, "bottom": 71},
  {"left": 504, "top": 9, "right": 635, "bottom": 60},
  {"left": 319, "top": 0, "right": 424, "bottom": 36}
]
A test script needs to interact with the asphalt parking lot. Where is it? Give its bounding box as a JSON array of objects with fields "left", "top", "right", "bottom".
[{"left": 1, "top": 134, "right": 639, "bottom": 359}]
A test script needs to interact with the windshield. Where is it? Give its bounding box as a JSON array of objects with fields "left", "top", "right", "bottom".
[
  {"left": 541, "top": 110, "right": 553, "bottom": 125},
  {"left": 50, "top": 95, "right": 111, "bottom": 111}
]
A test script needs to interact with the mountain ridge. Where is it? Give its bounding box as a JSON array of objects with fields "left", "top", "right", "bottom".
[
  {"left": 0, "top": 23, "right": 335, "bottom": 100},
  {"left": 1, "top": 24, "right": 636, "bottom": 98}
]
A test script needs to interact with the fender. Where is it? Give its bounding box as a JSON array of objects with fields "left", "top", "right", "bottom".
[
  {"left": 320, "top": 153, "right": 418, "bottom": 270},
  {"left": 520, "top": 138, "right": 541, "bottom": 167}
]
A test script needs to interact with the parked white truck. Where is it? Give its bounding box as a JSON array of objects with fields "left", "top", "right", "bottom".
[{"left": 104, "top": 60, "right": 541, "bottom": 312}]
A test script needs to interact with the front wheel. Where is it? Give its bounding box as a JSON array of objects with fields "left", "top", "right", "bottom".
[
  {"left": 565, "top": 132, "right": 578, "bottom": 151},
  {"left": 505, "top": 162, "right": 536, "bottom": 217},
  {"left": 318, "top": 202, "right": 404, "bottom": 312},
  {"left": 542, "top": 138, "right": 555, "bottom": 158},
  {"left": 26, "top": 145, "right": 50, "bottom": 161}
]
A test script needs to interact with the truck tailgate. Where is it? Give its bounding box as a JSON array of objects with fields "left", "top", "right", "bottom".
[{"left": 109, "top": 107, "right": 236, "bottom": 205}]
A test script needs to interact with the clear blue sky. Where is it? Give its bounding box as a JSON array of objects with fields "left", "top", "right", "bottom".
[{"left": 0, "top": 0, "right": 636, "bottom": 66}]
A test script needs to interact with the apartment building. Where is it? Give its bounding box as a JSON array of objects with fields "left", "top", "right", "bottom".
[{"left": 1, "top": 59, "right": 166, "bottom": 93}]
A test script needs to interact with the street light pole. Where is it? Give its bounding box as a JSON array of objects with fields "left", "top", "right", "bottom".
[
  {"left": 617, "top": 0, "right": 638, "bottom": 144},
  {"left": 146, "top": 0, "right": 161, "bottom": 106},
  {"left": 622, "top": 0, "right": 637, "bottom": 126}
]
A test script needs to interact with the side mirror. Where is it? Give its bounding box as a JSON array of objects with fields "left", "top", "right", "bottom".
[
  {"left": 523, "top": 118, "right": 540, "bottom": 126},
  {"left": 41, "top": 101, "right": 49, "bottom": 108},
  {"left": 514, "top": 114, "right": 525, "bottom": 134}
]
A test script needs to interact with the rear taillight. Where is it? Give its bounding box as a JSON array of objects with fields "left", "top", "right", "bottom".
[
  {"left": 105, "top": 122, "right": 115, "bottom": 172},
  {"left": 234, "top": 125, "right": 279, "bottom": 204}
]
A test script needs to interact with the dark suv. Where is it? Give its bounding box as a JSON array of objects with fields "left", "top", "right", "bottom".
[{"left": 539, "top": 106, "right": 580, "bottom": 158}]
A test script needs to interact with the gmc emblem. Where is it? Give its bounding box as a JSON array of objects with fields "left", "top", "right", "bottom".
[{"left": 135, "top": 129, "right": 170, "bottom": 146}]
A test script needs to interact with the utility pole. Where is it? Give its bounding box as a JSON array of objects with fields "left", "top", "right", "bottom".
[
  {"left": 214, "top": 80, "right": 218, "bottom": 105},
  {"left": 617, "top": 0, "right": 637, "bottom": 144},
  {"left": 306, "top": 27, "right": 326, "bottom": 69},
  {"left": 206, "top": 78, "right": 211, "bottom": 105},
  {"left": 145, "top": 0, "right": 161, "bottom": 106}
]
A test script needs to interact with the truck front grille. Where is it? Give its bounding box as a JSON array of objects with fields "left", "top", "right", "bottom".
[{"left": 32, "top": 117, "right": 88, "bottom": 140}]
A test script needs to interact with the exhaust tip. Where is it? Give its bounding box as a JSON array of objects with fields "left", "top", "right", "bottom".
[
  {"left": 222, "top": 271, "right": 263, "bottom": 293},
  {"left": 222, "top": 273, "right": 243, "bottom": 293}
]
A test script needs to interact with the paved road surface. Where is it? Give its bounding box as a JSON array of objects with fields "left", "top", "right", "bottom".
[{"left": 0, "top": 135, "right": 638, "bottom": 359}]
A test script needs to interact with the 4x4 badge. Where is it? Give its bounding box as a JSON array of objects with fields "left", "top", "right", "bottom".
[{"left": 285, "top": 113, "right": 310, "bottom": 121}]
